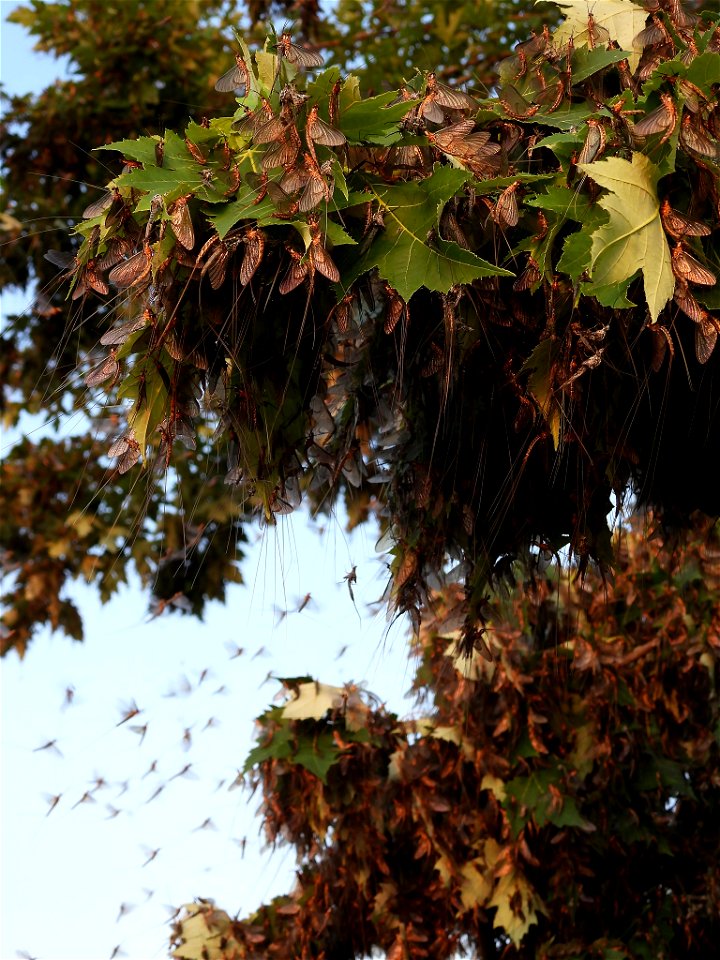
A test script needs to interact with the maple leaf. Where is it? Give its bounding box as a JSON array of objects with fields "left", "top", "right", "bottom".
[
  {"left": 547, "top": 0, "right": 649, "bottom": 71},
  {"left": 579, "top": 153, "right": 673, "bottom": 322},
  {"left": 281, "top": 680, "right": 348, "bottom": 720},
  {"left": 489, "top": 870, "right": 545, "bottom": 947}
]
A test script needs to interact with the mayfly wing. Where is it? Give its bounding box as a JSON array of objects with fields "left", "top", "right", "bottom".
[
  {"left": 306, "top": 106, "right": 346, "bottom": 146},
  {"left": 660, "top": 199, "right": 711, "bottom": 239},
  {"left": 299, "top": 170, "right": 328, "bottom": 212},
  {"left": 239, "top": 229, "right": 265, "bottom": 285},
  {"left": 309, "top": 240, "right": 340, "bottom": 282},
  {"left": 673, "top": 280, "right": 705, "bottom": 322},
  {"left": 168, "top": 195, "right": 195, "bottom": 250},
  {"left": 204, "top": 242, "right": 230, "bottom": 290},
  {"left": 671, "top": 244, "right": 717, "bottom": 285},
  {"left": 82, "top": 190, "right": 115, "bottom": 219},
  {"left": 261, "top": 137, "right": 300, "bottom": 170},
  {"left": 695, "top": 316, "right": 718, "bottom": 365},
  {"left": 100, "top": 311, "right": 152, "bottom": 346},
  {"left": 679, "top": 114, "right": 720, "bottom": 158},
  {"left": 253, "top": 114, "right": 286, "bottom": 144},
  {"left": 493, "top": 181, "right": 520, "bottom": 228},
  {"left": 108, "top": 249, "right": 151, "bottom": 288},
  {"left": 427, "top": 119, "right": 477, "bottom": 153},
  {"left": 631, "top": 94, "right": 676, "bottom": 141},
  {"left": 214, "top": 53, "right": 250, "bottom": 95},
  {"left": 117, "top": 438, "right": 141, "bottom": 474},
  {"left": 85, "top": 353, "right": 119, "bottom": 388},
  {"left": 426, "top": 73, "right": 477, "bottom": 111},
  {"left": 577, "top": 119, "right": 606, "bottom": 164},
  {"left": 277, "top": 33, "right": 324, "bottom": 68},
  {"left": 279, "top": 249, "right": 309, "bottom": 294}
]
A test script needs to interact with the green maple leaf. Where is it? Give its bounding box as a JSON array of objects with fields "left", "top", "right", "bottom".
[
  {"left": 547, "top": 0, "right": 649, "bottom": 71},
  {"left": 578, "top": 153, "right": 673, "bottom": 322},
  {"left": 344, "top": 165, "right": 511, "bottom": 299}
]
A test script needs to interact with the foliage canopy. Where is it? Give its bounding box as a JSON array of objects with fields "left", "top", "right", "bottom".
[
  {"left": 3, "top": 1, "right": 720, "bottom": 958},
  {"left": 5, "top": 0, "right": 720, "bottom": 658}
]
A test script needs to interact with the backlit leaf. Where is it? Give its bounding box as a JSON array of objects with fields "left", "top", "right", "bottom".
[{"left": 578, "top": 153, "right": 673, "bottom": 321}]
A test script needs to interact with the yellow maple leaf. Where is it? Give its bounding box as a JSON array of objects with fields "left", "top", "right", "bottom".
[
  {"left": 489, "top": 871, "right": 545, "bottom": 947},
  {"left": 547, "top": 0, "right": 649, "bottom": 71}
]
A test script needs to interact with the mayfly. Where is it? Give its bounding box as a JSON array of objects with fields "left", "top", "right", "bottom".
[
  {"left": 631, "top": 93, "right": 677, "bottom": 144},
  {"left": 108, "top": 246, "right": 152, "bottom": 289},
  {"left": 108, "top": 436, "right": 141, "bottom": 474},
  {"left": 420, "top": 73, "right": 478, "bottom": 115},
  {"left": 493, "top": 180, "right": 521, "bottom": 228},
  {"left": 168, "top": 195, "right": 195, "bottom": 250},
  {"left": 279, "top": 245, "right": 309, "bottom": 294},
  {"left": 239, "top": 227, "right": 265, "bottom": 285},
  {"left": 679, "top": 113, "right": 720, "bottom": 158},
  {"left": 695, "top": 315, "right": 719, "bottom": 365},
  {"left": 85, "top": 352, "right": 119, "bottom": 388},
  {"left": 577, "top": 118, "right": 607, "bottom": 164},
  {"left": 671, "top": 243, "right": 717, "bottom": 285},
  {"left": 184, "top": 137, "right": 207, "bottom": 164},
  {"left": 660, "top": 199, "right": 711, "bottom": 240},
  {"left": 305, "top": 103, "right": 346, "bottom": 161},
  {"left": 308, "top": 224, "right": 340, "bottom": 282},
  {"left": 499, "top": 84, "right": 539, "bottom": 120},
  {"left": 383, "top": 283, "right": 408, "bottom": 334},
  {"left": 277, "top": 32, "right": 324, "bottom": 68},
  {"left": 100, "top": 310, "right": 152, "bottom": 346},
  {"left": 299, "top": 156, "right": 335, "bottom": 211},
  {"left": 214, "top": 52, "right": 250, "bottom": 95}
]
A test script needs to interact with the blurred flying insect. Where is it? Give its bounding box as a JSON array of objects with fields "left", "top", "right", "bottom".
[
  {"left": 277, "top": 32, "right": 324, "bottom": 68},
  {"left": 214, "top": 52, "right": 250, "bottom": 95},
  {"left": 33, "top": 739, "right": 63, "bottom": 756},
  {"left": 44, "top": 793, "right": 62, "bottom": 816},
  {"left": 116, "top": 699, "right": 141, "bottom": 726},
  {"left": 168, "top": 195, "right": 195, "bottom": 250}
]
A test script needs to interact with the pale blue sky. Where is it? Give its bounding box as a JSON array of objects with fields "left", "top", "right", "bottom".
[{"left": 0, "top": 6, "right": 414, "bottom": 958}]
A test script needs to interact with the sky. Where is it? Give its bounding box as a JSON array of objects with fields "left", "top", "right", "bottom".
[{"left": 0, "top": 6, "right": 416, "bottom": 959}]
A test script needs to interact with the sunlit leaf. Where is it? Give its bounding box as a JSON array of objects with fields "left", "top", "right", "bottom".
[{"left": 579, "top": 153, "right": 673, "bottom": 322}]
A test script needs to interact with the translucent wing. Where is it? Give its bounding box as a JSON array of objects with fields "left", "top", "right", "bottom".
[
  {"left": 278, "top": 33, "right": 324, "bottom": 68},
  {"left": 169, "top": 196, "right": 195, "bottom": 250},
  {"left": 214, "top": 54, "right": 250, "bottom": 95}
]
